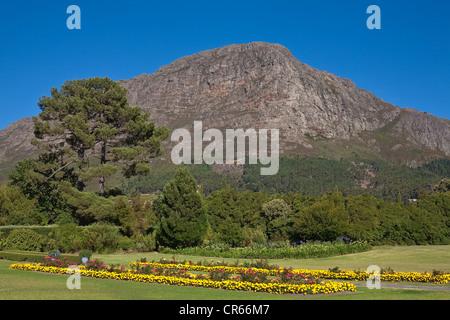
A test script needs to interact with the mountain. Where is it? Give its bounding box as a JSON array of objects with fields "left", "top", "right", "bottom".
[
  {"left": 0, "top": 42, "right": 449, "bottom": 183},
  {"left": 0, "top": 117, "right": 40, "bottom": 182}
]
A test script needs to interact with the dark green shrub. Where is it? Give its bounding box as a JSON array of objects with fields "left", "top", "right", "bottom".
[
  {"left": 241, "top": 227, "right": 267, "bottom": 247},
  {"left": 51, "top": 223, "right": 86, "bottom": 253},
  {"left": 293, "top": 189, "right": 350, "bottom": 242},
  {"left": 85, "top": 223, "right": 121, "bottom": 253},
  {"left": 0, "top": 185, "right": 40, "bottom": 226},
  {"left": 0, "top": 238, "right": 6, "bottom": 251},
  {"left": 118, "top": 236, "right": 136, "bottom": 252},
  {"left": 214, "top": 221, "right": 244, "bottom": 247},
  {"left": 134, "top": 232, "right": 156, "bottom": 252},
  {"left": 0, "top": 225, "right": 58, "bottom": 238}
]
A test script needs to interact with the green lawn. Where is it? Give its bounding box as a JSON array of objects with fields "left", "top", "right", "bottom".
[
  {"left": 96, "top": 245, "right": 450, "bottom": 273},
  {"left": 0, "top": 260, "right": 304, "bottom": 300},
  {"left": 1, "top": 245, "right": 449, "bottom": 300}
]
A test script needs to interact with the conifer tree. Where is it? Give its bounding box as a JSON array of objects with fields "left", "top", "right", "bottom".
[
  {"left": 32, "top": 77, "right": 169, "bottom": 196},
  {"left": 154, "top": 168, "right": 208, "bottom": 248}
]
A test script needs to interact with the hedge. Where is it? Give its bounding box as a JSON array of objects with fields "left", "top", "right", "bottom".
[
  {"left": 0, "top": 225, "right": 58, "bottom": 238},
  {"left": 0, "top": 250, "right": 81, "bottom": 264}
]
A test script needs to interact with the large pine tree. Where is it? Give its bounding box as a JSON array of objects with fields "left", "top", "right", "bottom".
[
  {"left": 32, "top": 77, "right": 169, "bottom": 196},
  {"left": 154, "top": 168, "right": 208, "bottom": 248}
]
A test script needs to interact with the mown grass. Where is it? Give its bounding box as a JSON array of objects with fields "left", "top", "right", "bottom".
[
  {"left": 96, "top": 245, "right": 450, "bottom": 273},
  {"left": 0, "top": 260, "right": 306, "bottom": 300}
]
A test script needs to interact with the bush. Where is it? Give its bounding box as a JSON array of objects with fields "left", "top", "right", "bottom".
[
  {"left": 262, "top": 199, "right": 291, "bottom": 240},
  {"left": 0, "top": 225, "right": 58, "bottom": 238},
  {"left": 85, "top": 223, "right": 122, "bottom": 253},
  {"left": 47, "top": 223, "right": 123, "bottom": 254},
  {"left": 0, "top": 238, "right": 6, "bottom": 251},
  {"left": 43, "top": 256, "right": 80, "bottom": 268},
  {"left": 214, "top": 221, "right": 244, "bottom": 247},
  {"left": 134, "top": 232, "right": 157, "bottom": 252},
  {"left": 78, "top": 249, "right": 92, "bottom": 259},
  {"left": 5, "top": 229, "right": 48, "bottom": 252},
  {"left": 118, "top": 236, "right": 136, "bottom": 252},
  {"left": 241, "top": 228, "right": 267, "bottom": 247},
  {"left": 0, "top": 185, "right": 40, "bottom": 226},
  {"left": 292, "top": 190, "right": 349, "bottom": 242},
  {"left": 50, "top": 223, "right": 87, "bottom": 253},
  {"left": 84, "top": 258, "right": 107, "bottom": 271}
]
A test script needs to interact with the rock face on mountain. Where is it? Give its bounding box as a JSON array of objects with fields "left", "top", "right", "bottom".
[
  {"left": 117, "top": 42, "right": 449, "bottom": 159},
  {"left": 0, "top": 42, "right": 449, "bottom": 181},
  {"left": 0, "top": 118, "right": 37, "bottom": 162}
]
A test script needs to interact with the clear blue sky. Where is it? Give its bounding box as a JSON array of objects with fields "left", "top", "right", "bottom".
[{"left": 1, "top": 0, "right": 449, "bottom": 130}]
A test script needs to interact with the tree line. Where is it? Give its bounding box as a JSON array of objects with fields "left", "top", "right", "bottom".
[
  {"left": 2, "top": 169, "right": 449, "bottom": 249},
  {"left": 153, "top": 169, "right": 450, "bottom": 248},
  {"left": 126, "top": 157, "right": 450, "bottom": 203}
]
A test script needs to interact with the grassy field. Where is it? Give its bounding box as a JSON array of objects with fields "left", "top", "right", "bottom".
[
  {"left": 0, "top": 245, "right": 449, "bottom": 300},
  {"left": 97, "top": 245, "right": 450, "bottom": 273}
]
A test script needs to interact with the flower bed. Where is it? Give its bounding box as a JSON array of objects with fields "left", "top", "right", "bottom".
[
  {"left": 9, "top": 262, "right": 356, "bottom": 295},
  {"left": 296, "top": 269, "right": 450, "bottom": 284},
  {"left": 130, "top": 259, "right": 450, "bottom": 284}
]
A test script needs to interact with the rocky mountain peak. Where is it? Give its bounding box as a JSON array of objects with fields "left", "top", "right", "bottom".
[
  {"left": 118, "top": 42, "right": 449, "bottom": 159},
  {"left": 0, "top": 42, "right": 448, "bottom": 183}
]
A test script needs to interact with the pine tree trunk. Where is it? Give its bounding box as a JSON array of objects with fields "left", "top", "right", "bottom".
[
  {"left": 99, "top": 141, "right": 106, "bottom": 196},
  {"left": 77, "top": 148, "right": 85, "bottom": 191},
  {"left": 99, "top": 176, "right": 105, "bottom": 196}
]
